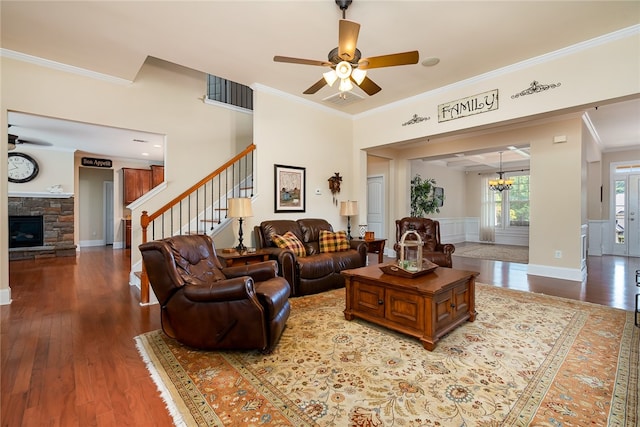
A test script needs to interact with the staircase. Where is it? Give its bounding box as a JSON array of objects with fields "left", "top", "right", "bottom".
[{"left": 138, "top": 143, "right": 256, "bottom": 304}]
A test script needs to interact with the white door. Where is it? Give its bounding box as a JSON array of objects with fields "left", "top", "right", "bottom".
[
  {"left": 367, "top": 175, "right": 385, "bottom": 239},
  {"left": 628, "top": 174, "right": 639, "bottom": 256},
  {"left": 104, "top": 181, "right": 114, "bottom": 245}
]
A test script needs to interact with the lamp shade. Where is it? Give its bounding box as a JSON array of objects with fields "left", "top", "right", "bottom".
[
  {"left": 340, "top": 200, "right": 358, "bottom": 216},
  {"left": 228, "top": 198, "right": 253, "bottom": 218}
]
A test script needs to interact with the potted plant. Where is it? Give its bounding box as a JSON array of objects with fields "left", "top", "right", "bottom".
[{"left": 410, "top": 174, "right": 443, "bottom": 217}]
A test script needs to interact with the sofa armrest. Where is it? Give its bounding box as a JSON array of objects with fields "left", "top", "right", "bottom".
[
  {"left": 222, "top": 260, "right": 279, "bottom": 282},
  {"left": 350, "top": 240, "right": 368, "bottom": 266},
  {"left": 182, "top": 277, "right": 254, "bottom": 302}
]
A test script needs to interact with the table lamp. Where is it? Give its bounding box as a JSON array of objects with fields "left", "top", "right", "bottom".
[
  {"left": 340, "top": 200, "right": 358, "bottom": 240},
  {"left": 228, "top": 197, "right": 253, "bottom": 252}
]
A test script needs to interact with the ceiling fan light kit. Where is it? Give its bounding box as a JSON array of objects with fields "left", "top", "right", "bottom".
[{"left": 273, "top": 0, "right": 420, "bottom": 97}]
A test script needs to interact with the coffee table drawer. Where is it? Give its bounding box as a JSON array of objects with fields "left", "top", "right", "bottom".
[
  {"left": 385, "top": 288, "right": 424, "bottom": 331},
  {"left": 353, "top": 282, "right": 385, "bottom": 317}
]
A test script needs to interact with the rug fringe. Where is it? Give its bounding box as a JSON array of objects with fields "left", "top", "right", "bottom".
[{"left": 135, "top": 336, "right": 188, "bottom": 427}]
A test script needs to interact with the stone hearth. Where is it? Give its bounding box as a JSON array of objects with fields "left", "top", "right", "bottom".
[{"left": 8, "top": 196, "right": 77, "bottom": 260}]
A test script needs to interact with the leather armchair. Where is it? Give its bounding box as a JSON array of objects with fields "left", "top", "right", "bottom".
[
  {"left": 394, "top": 217, "right": 455, "bottom": 268},
  {"left": 139, "top": 234, "right": 290, "bottom": 352}
]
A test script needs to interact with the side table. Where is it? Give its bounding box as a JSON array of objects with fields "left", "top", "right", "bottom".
[
  {"left": 216, "top": 249, "right": 269, "bottom": 267},
  {"left": 353, "top": 238, "right": 386, "bottom": 264}
]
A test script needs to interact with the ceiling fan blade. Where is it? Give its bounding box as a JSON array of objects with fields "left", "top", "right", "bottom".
[
  {"left": 273, "top": 56, "right": 332, "bottom": 67},
  {"left": 338, "top": 19, "right": 360, "bottom": 62},
  {"left": 358, "top": 51, "right": 419, "bottom": 69},
  {"left": 303, "top": 78, "right": 328, "bottom": 95},
  {"left": 20, "top": 140, "right": 52, "bottom": 147},
  {"left": 354, "top": 76, "right": 382, "bottom": 96}
]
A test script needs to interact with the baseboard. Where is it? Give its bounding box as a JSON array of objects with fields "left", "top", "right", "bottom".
[
  {"left": 527, "top": 263, "right": 585, "bottom": 282},
  {"left": 0, "top": 287, "right": 12, "bottom": 305},
  {"left": 79, "top": 239, "right": 106, "bottom": 247}
]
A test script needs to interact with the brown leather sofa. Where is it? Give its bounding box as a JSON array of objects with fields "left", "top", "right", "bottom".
[
  {"left": 139, "top": 234, "right": 291, "bottom": 352},
  {"left": 254, "top": 218, "right": 367, "bottom": 296},
  {"left": 394, "top": 217, "right": 455, "bottom": 268}
]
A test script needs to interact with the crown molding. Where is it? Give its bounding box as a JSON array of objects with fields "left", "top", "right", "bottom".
[
  {"left": 354, "top": 24, "right": 640, "bottom": 120},
  {"left": 0, "top": 49, "right": 132, "bottom": 85},
  {"left": 252, "top": 83, "right": 354, "bottom": 120}
]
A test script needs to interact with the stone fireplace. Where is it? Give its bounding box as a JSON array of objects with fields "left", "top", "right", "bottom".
[{"left": 8, "top": 195, "right": 77, "bottom": 260}]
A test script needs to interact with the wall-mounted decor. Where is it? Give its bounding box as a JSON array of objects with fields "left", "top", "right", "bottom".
[
  {"left": 328, "top": 172, "right": 342, "bottom": 206},
  {"left": 438, "top": 89, "right": 498, "bottom": 122},
  {"left": 275, "top": 164, "right": 306, "bottom": 213},
  {"left": 410, "top": 175, "right": 443, "bottom": 216},
  {"left": 402, "top": 114, "right": 430, "bottom": 126},
  {"left": 434, "top": 187, "right": 444, "bottom": 207},
  {"left": 81, "top": 157, "right": 113, "bottom": 168},
  {"left": 511, "top": 80, "right": 561, "bottom": 99}
]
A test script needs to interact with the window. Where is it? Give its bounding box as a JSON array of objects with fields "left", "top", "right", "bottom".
[
  {"left": 494, "top": 174, "right": 530, "bottom": 228},
  {"left": 206, "top": 75, "right": 253, "bottom": 111}
]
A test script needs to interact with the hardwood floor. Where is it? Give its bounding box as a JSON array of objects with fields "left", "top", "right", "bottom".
[{"left": 2, "top": 245, "right": 638, "bottom": 426}]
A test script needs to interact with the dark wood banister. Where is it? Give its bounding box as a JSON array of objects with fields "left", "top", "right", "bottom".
[{"left": 138, "top": 143, "right": 256, "bottom": 304}]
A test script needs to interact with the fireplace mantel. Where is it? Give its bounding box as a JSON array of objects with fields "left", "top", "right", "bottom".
[{"left": 9, "top": 191, "right": 74, "bottom": 199}]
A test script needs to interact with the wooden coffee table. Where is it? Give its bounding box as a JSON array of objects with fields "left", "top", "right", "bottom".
[{"left": 342, "top": 263, "right": 478, "bottom": 350}]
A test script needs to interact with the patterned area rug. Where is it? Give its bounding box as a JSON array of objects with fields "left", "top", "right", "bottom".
[
  {"left": 135, "top": 284, "right": 638, "bottom": 426},
  {"left": 453, "top": 244, "right": 529, "bottom": 263}
]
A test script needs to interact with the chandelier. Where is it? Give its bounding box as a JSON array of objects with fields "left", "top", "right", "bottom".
[{"left": 489, "top": 152, "right": 514, "bottom": 192}]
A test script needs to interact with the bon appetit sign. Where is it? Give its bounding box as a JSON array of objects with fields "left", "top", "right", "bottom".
[{"left": 438, "top": 89, "right": 498, "bottom": 122}]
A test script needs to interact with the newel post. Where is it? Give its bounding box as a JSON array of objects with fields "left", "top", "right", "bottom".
[{"left": 140, "top": 211, "right": 150, "bottom": 305}]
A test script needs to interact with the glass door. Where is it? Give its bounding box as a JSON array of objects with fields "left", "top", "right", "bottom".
[{"left": 611, "top": 163, "right": 640, "bottom": 256}]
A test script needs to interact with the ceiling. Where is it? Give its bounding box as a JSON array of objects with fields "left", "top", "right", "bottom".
[{"left": 2, "top": 1, "right": 639, "bottom": 164}]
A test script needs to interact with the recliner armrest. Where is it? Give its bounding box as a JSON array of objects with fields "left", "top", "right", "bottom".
[
  {"left": 182, "top": 277, "right": 255, "bottom": 302},
  {"left": 222, "top": 260, "right": 279, "bottom": 282},
  {"left": 437, "top": 243, "right": 456, "bottom": 255}
]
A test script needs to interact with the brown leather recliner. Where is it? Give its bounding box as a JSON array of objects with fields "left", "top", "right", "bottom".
[
  {"left": 394, "top": 217, "right": 455, "bottom": 268},
  {"left": 254, "top": 218, "right": 367, "bottom": 297},
  {"left": 139, "top": 234, "right": 291, "bottom": 352}
]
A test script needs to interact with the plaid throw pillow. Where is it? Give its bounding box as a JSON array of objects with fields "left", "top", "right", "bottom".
[
  {"left": 319, "top": 230, "right": 349, "bottom": 253},
  {"left": 272, "top": 231, "right": 306, "bottom": 257}
]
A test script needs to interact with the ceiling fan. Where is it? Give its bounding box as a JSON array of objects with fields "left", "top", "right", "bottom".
[
  {"left": 273, "top": 0, "right": 419, "bottom": 96},
  {"left": 8, "top": 125, "right": 52, "bottom": 151}
]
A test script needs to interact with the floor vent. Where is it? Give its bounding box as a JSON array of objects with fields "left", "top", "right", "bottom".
[{"left": 322, "top": 91, "right": 365, "bottom": 106}]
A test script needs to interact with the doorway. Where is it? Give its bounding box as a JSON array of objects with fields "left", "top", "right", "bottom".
[
  {"left": 611, "top": 164, "right": 640, "bottom": 256},
  {"left": 367, "top": 175, "right": 385, "bottom": 239}
]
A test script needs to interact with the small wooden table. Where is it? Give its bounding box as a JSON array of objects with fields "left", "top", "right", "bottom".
[
  {"left": 216, "top": 249, "right": 269, "bottom": 267},
  {"left": 342, "top": 263, "right": 478, "bottom": 350},
  {"left": 353, "top": 238, "right": 386, "bottom": 264}
]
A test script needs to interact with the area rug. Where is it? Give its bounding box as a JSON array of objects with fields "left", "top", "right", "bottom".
[
  {"left": 135, "top": 284, "right": 638, "bottom": 426},
  {"left": 453, "top": 244, "right": 529, "bottom": 263}
]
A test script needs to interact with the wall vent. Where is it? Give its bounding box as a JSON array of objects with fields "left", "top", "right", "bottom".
[{"left": 322, "top": 91, "right": 365, "bottom": 106}]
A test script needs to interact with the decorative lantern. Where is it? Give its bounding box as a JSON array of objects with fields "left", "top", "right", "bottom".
[{"left": 398, "top": 230, "right": 423, "bottom": 272}]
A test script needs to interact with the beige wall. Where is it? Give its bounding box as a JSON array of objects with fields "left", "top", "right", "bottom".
[
  {"left": 410, "top": 160, "right": 466, "bottom": 219},
  {"left": 250, "top": 89, "right": 354, "bottom": 237},
  {"left": 8, "top": 147, "right": 74, "bottom": 194},
  {"left": 1, "top": 56, "right": 253, "bottom": 296}
]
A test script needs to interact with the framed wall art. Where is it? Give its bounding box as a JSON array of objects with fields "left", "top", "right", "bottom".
[{"left": 274, "top": 164, "right": 306, "bottom": 212}]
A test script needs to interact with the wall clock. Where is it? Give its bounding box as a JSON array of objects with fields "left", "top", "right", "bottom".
[{"left": 8, "top": 152, "right": 39, "bottom": 183}]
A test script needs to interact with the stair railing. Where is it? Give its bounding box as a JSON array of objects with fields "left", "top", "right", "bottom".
[{"left": 139, "top": 143, "right": 256, "bottom": 304}]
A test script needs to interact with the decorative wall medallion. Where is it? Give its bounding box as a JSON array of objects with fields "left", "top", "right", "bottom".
[
  {"left": 511, "top": 80, "right": 561, "bottom": 99},
  {"left": 402, "top": 114, "right": 430, "bottom": 126},
  {"left": 438, "top": 89, "right": 499, "bottom": 122}
]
